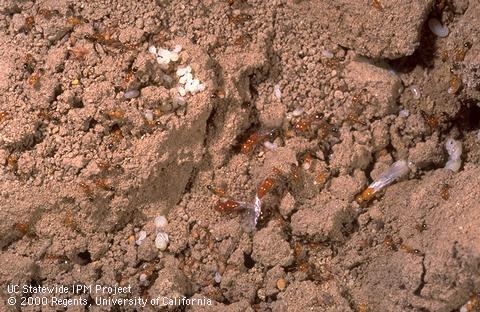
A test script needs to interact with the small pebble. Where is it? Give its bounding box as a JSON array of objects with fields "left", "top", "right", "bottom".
[
  {"left": 154, "top": 215, "right": 168, "bottom": 228},
  {"left": 178, "top": 86, "right": 186, "bottom": 97},
  {"left": 124, "top": 89, "right": 140, "bottom": 99},
  {"left": 155, "top": 232, "right": 169, "bottom": 251},
  {"left": 334, "top": 90, "right": 344, "bottom": 99},
  {"left": 428, "top": 18, "right": 449, "bottom": 38}
]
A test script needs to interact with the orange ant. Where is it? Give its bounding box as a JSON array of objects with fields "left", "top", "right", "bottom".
[
  {"left": 314, "top": 171, "right": 328, "bottom": 186},
  {"left": 435, "top": 0, "right": 447, "bottom": 12},
  {"left": 66, "top": 16, "right": 82, "bottom": 27},
  {"left": 38, "top": 9, "right": 54, "bottom": 19},
  {"left": 0, "top": 111, "right": 8, "bottom": 123},
  {"left": 289, "top": 164, "right": 302, "bottom": 183},
  {"left": 6, "top": 154, "right": 18, "bottom": 172},
  {"left": 421, "top": 112, "right": 440, "bottom": 130},
  {"left": 122, "top": 71, "right": 136, "bottom": 88},
  {"left": 24, "top": 53, "right": 35, "bottom": 72},
  {"left": 207, "top": 185, "right": 227, "bottom": 198},
  {"left": 440, "top": 184, "right": 450, "bottom": 200},
  {"left": 233, "top": 34, "right": 250, "bottom": 47},
  {"left": 25, "top": 16, "right": 35, "bottom": 30},
  {"left": 97, "top": 160, "right": 111, "bottom": 171},
  {"left": 302, "top": 154, "right": 314, "bottom": 171},
  {"left": 241, "top": 128, "right": 277, "bottom": 154},
  {"left": 400, "top": 243, "right": 422, "bottom": 256},
  {"left": 228, "top": 13, "right": 251, "bottom": 25},
  {"left": 294, "top": 113, "right": 322, "bottom": 132},
  {"left": 106, "top": 109, "right": 125, "bottom": 120},
  {"left": 453, "top": 42, "right": 472, "bottom": 62},
  {"left": 108, "top": 124, "right": 124, "bottom": 148},
  {"left": 68, "top": 45, "right": 89, "bottom": 60},
  {"left": 79, "top": 182, "right": 93, "bottom": 198},
  {"left": 63, "top": 211, "right": 76, "bottom": 230},
  {"left": 28, "top": 72, "right": 40, "bottom": 87},
  {"left": 256, "top": 177, "right": 276, "bottom": 199},
  {"left": 215, "top": 199, "right": 247, "bottom": 213},
  {"left": 464, "top": 294, "right": 479, "bottom": 312},
  {"left": 415, "top": 222, "right": 428, "bottom": 233},
  {"left": 448, "top": 75, "right": 462, "bottom": 94},
  {"left": 346, "top": 113, "right": 367, "bottom": 126},
  {"left": 372, "top": 0, "right": 383, "bottom": 11},
  {"left": 93, "top": 178, "right": 114, "bottom": 191},
  {"left": 357, "top": 303, "right": 369, "bottom": 312},
  {"left": 355, "top": 187, "right": 376, "bottom": 204},
  {"left": 14, "top": 222, "right": 29, "bottom": 235},
  {"left": 383, "top": 235, "right": 397, "bottom": 251},
  {"left": 206, "top": 184, "right": 246, "bottom": 213}
]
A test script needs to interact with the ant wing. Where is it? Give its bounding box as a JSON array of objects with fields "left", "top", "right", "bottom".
[
  {"left": 240, "top": 197, "right": 262, "bottom": 233},
  {"left": 240, "top": 206, "right": 256, "bottom": 233}
]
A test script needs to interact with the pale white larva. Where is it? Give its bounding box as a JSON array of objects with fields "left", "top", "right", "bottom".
[
  {"left": 428, "top": 18, "right": 449, "bottom": 38},
  {"left": 135, "top": 230, "right": 147, "bottom": 246},
  {"left": 124, "top": 89, "right": 140, "bottom": 99},
  {"left": 445, "top": 138, "right": 462, "bottom": 172},
  {"left": 155, "top": 232, "right": 169, "bottom": 251},
  {"left": 154, "top": 215, "right": 168, "bottom": 229}
]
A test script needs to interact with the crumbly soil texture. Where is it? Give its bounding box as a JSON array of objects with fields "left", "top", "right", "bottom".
[{"left": 1, "top": 0, "right": 480, "bottom": 311}]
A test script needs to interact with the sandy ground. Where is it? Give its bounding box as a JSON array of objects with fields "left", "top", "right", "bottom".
[{"left": 0, "top": 0, "right": 479, "bottom": 311}]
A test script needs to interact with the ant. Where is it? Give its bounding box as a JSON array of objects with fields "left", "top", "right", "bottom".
[
  {"left": 93, "top": 178, "right": 114, "bottom": 191},
  {"left": 241, "top": 128, "right": 277, "bottom": 154},
  {"left": 372, "top": 0, "right": 383, "bottom": 11},
  {"left": 207, "top": 185, "right": 227, "bottom": 198},
  {"left": 293, "top": 113, "right": 322, "bottom": 132},
  {"left": 0, "top": 111, "right": 8, "bottom": 123},
  {"left": 28, "top": 72, "right": 41, "bottom": 87},
  {"left": 355, "top": 187, "right": 376, "bottom": 204},
  {"left": 206, "top": 184, "right": 245, "bottom": 213},
  {"left": 400, "top": 244, "right": 423, "bottom": 256},
  {"left": 256, "top": 176, "right": 276, "bottom": 199},
  {"left": 215, "top": 199, "right": 247, "bottom": 213}
]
